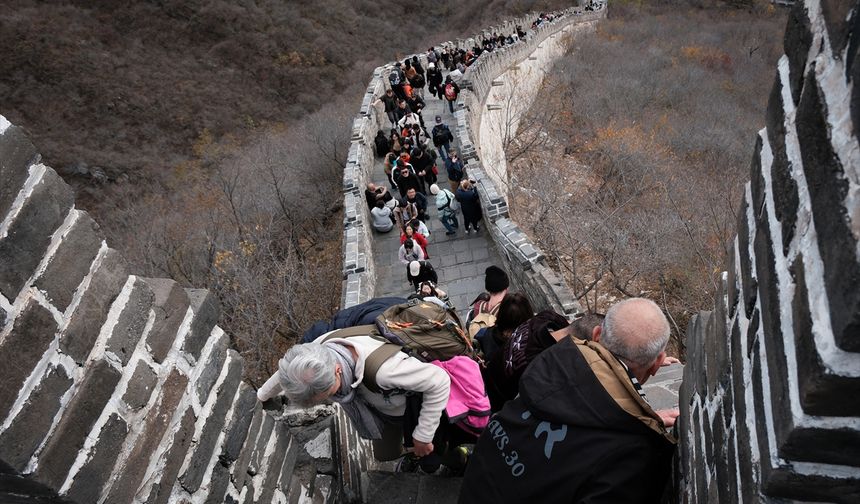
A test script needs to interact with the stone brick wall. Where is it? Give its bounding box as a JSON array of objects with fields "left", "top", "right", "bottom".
[
  {"left": 448, "top": 7, "right": 605, "bottom": 317},
  {"left": 0, "top": 120, "right": 332, "bottom": 503},
  {"left": 675, "top": 1, "right": 860, "bottom": 502}
]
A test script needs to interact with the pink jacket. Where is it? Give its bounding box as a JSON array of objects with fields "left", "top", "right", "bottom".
[{"left": 432, "top": 356, "right": 491, "bottom": 435}]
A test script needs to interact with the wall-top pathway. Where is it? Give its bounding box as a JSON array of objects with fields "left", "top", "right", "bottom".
[{"left": 369, "top": 87, "right": 503, "bottom": 314}]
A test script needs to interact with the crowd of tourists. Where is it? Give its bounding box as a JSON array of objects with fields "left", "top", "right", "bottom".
[{"left": 258, "top": 10, "right": 680, "bottom": 503}]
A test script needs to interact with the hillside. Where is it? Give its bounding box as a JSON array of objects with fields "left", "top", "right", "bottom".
[{"left": 0, "top": 0, "right": 569, "bottom": 207}]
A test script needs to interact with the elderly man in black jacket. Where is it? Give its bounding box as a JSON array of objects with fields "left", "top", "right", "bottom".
[{"left": 459, "top": 297, "right": 677, "bottom": 504}]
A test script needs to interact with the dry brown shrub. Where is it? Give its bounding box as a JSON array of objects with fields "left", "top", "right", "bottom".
[{"left": 508, "top": 2, "right": 787, "bottom": 357}]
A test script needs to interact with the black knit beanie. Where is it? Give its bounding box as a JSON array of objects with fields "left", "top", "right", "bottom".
[{"left": 485, "top": 265, "right": 509, "bottom": 293}]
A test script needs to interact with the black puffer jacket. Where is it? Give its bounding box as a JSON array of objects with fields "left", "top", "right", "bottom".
[{"left": 460, "top": 337, "right": 676, "bottom": 504}]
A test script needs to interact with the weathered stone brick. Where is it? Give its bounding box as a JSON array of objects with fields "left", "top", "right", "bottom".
[
  {"left": 820, "top": 0, "right": 855, "bottom": 56},
  {"left": 106, "top": 276, "right": 154, "bottom": 366},
  {"left": 34, "top": 358, "right": 121, "bottom": 489},
  {"left": 60, "top": 249, "right": 128, "bottom": 363},
  {"left": 143, "top": 406, "right": 196, "bottom": 504},
  {"left": 0, "top": 299, "right": 57, "bottom": 421},
  {"left": 0, "top": 124, "right": 40, "bottom": 220},
  {"left": 0, "top": 365, "right": 72, "bottom": 471},
  {"left": 232, "top": 406, "right": 265, "bottom": 488},
  {"left": 851, "top": 12, "right": 860, "bottom": 146},
  {"left": 195, "top": 331, "right": 229, "bottom": 404},
  {"left": 747, "top": 308, "right": 760, "bottom": 357},
  {"left": 179, "top": 352, "right": 243, "bottom": 493},
  {"left": 247, "top": 414, "right": 276, "bottom": 480},
  {"left": 203, "top": 463, "right": 231, "bottom": 504},
  {"left": 106, "top": 368, "right": 189, "bottom": 504},
  {"left": 65, "top": 413, "right": 129, "bottom": 504},
  {"left": 726, "top": 244, "right": 739, "bottom": 318},
  {"left": 736, "top": 189, "right": 757, "bottom": 318},
  {"left": 277, "top": 430, "right": 300, "bottom": 494},
  {"left": 139, "top": 277, "right": 189, "bottom": 363},
  {"left": 765, "top": 77, "right": 798, "bottom": 255},
  {"left": 754, "top": 211, "right": 797, "bottom": 461},
  {"left": 33, "top": 211, "right": 102, "bottom": 312},
  {"left": 784, "top": 1, "right": 813, "bottom": 104},
  {"left": 792, "top": 255, "right": 860, "bottom": 416},
  {"left": 121, "top": 360, "right": 158, "bottom": 410},
  {"left": 257, "top": 423, "right": 291, "bottom": 504},
  {"left": 220, "top": 384, "right": 258, "bottom": 463},
  {"left": 181, "top": 289, "right": 220, "bottom": 361},
  {"left": 0, "top": 168, "right": 74, "bottom": 301},
  {"left": 796, "top": 67, "right": 860, "bottom": 353}
]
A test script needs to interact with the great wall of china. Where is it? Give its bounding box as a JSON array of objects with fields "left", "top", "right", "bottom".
[{"left": 1, "top": 1, "right": 858, "bottom": 502}]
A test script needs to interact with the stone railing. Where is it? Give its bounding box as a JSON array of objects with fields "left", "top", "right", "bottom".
[
  {"left": 674, "top": 1, "right": 860, "bottom": 502},
  {"left": 448, "top": 7, "right": 606, "bottom": 317},
  {"left": 0, "top": 120, "right": 335, "bottom": 503},
  {"left": 337, "top": 6, "right": 603, "bottom": 316}
]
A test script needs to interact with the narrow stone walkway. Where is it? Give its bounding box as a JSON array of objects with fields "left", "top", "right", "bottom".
[{"left": 370, "top": 84, "right": 504, "bottom": 315}]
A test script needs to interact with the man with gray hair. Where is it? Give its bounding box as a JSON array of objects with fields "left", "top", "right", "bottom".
[
  {"left": 257, "top": 329, "right": 451, "bottom": 473},
  {"left": 460, "top": 297, "right": 678, "bottom": 503}
]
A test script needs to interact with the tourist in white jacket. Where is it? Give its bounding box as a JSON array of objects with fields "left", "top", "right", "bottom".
[{"left": 257, "top": 332, "right": 451, "bottom": 471}]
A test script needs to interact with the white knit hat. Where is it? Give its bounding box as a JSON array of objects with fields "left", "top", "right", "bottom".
[
  {"left": 409, "top": 261, "right": 421, "bottom": 276},
  {"left": 429, "top": 184, "right": 440, "bottom": 195}
]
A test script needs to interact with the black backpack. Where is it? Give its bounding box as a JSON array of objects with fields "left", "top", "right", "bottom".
[{"left": 433, "top": 125, "right": 450, "bottom": 146}]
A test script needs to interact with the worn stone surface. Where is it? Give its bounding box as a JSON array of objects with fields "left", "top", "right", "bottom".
[
  {"left": 0, "top": 365, "right": 72, "bottom": 471},
  {"left": 765, "top": 76, "right": 798, "bottom": 255},
  {"left": 139, "top": 277, "right": 189, "bottom": 363},
  {"left": 784, "top": 1, "right": 813, "bottom": 104},
  {"left": 231, "top": 406, "right": 264, "bottom": 488},
  {"left": 0, "top": 168, "right": 73, "bottom": 300},
  {"left": 257, "top": 423, "right": 291, "bottom": 504},
  {"left": 247, "top": 414, "right": 276, "bottom": 480},
  {"left": 65, "top": 413, "right": 129, "bottom": 504},
  {"left": 796, "top": 67, "right": 860, "bottom": 353},
  {"left": 121, "top": 360, "right": 158, "bottom": 410},
  {"left": 107, "top": 368, "right": 190, "bottom": 504},
  {"left": 820, "top": 0, "right": 855, "bottom": 56},
  {"left": 143, "top": 406, "right": 196, "bottom": 504},
  {"left": 194, "top": 330, "right": 229, "bottom": 404},
  {"left": 59, "top": 249, "right": 128, "bottom": 363},
  {"left": 105, "top": 276, "right": 155, "bottom": 366},
  {"left": 179, "top": 352, "right": 243, "bottom": 493},
  {"left": 220, "top": 384, "right": 258, "bottom": 463},
  {"left": 736, "top": 194, "right": 757, "bottom": 318},
  {"left": 33, "top": 212, "right": 102, "bottom": 312},
  {"left": 34, "top": 359, "right": 121, "bottom": 489},
  {"left": 0, "top": 125, "right": 40, "bottom": 220},
  {"left": 181, "top": 289, "right": 220, "bottom": 360},
  {"left": 0, "top": 299, "right": 58, "bottom": 421}
]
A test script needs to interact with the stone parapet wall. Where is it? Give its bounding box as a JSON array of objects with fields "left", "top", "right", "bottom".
[
  {"left": 675, "top": 1, "right": 860, "bottom": 502},
  {"left": 449, "top": 7, "right": 605, "bottom": 317},
  {"left": 0, "top": 119, "right": 324, "bottom": 503},
  {"left": 337, "top": 6, "right": 603, "bottom": 317}
]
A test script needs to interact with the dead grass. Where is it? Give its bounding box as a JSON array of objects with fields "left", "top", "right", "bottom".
[{"left": 509, "top": 0, "right": 787, "bottom": 357}]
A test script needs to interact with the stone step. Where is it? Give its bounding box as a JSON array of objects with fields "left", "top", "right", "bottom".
[
  {"left": 178, "top": 350, "right": 243, "bottom": 495},
  {"left": 59, "top": 248, "right": 128, "bottom": 364},
  {"left": 139, "top": 277, "right": 190, "bottom": 363},
  {"left": 0, "top": 166, "right": 74, "bottom": 301},
  {"left": 0, "top": 119, "right": 41, "bottom": 221},
  {"left": 0, "top": 299, "right": 59, "bottom": 422},
  {"left": 33, "top": 358, "right": 121, "bottom": 489},
  {"left": 0, "top": 365, "right": 73, "bottom": 472},
  {"left": 363, "top": 471, "right": 463, "bottom": 504},
  {"left": 105, "top": 368, "right": 190, "bottom": 504},
  {"left": 32, "top": 210, "right": 103, "bottom": 313},
  {"left": 104, "top": 276, "right": 155, "bottom": 366},
  {"left": 181, "top": 288, "right": 220, "bottom": 361}
]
